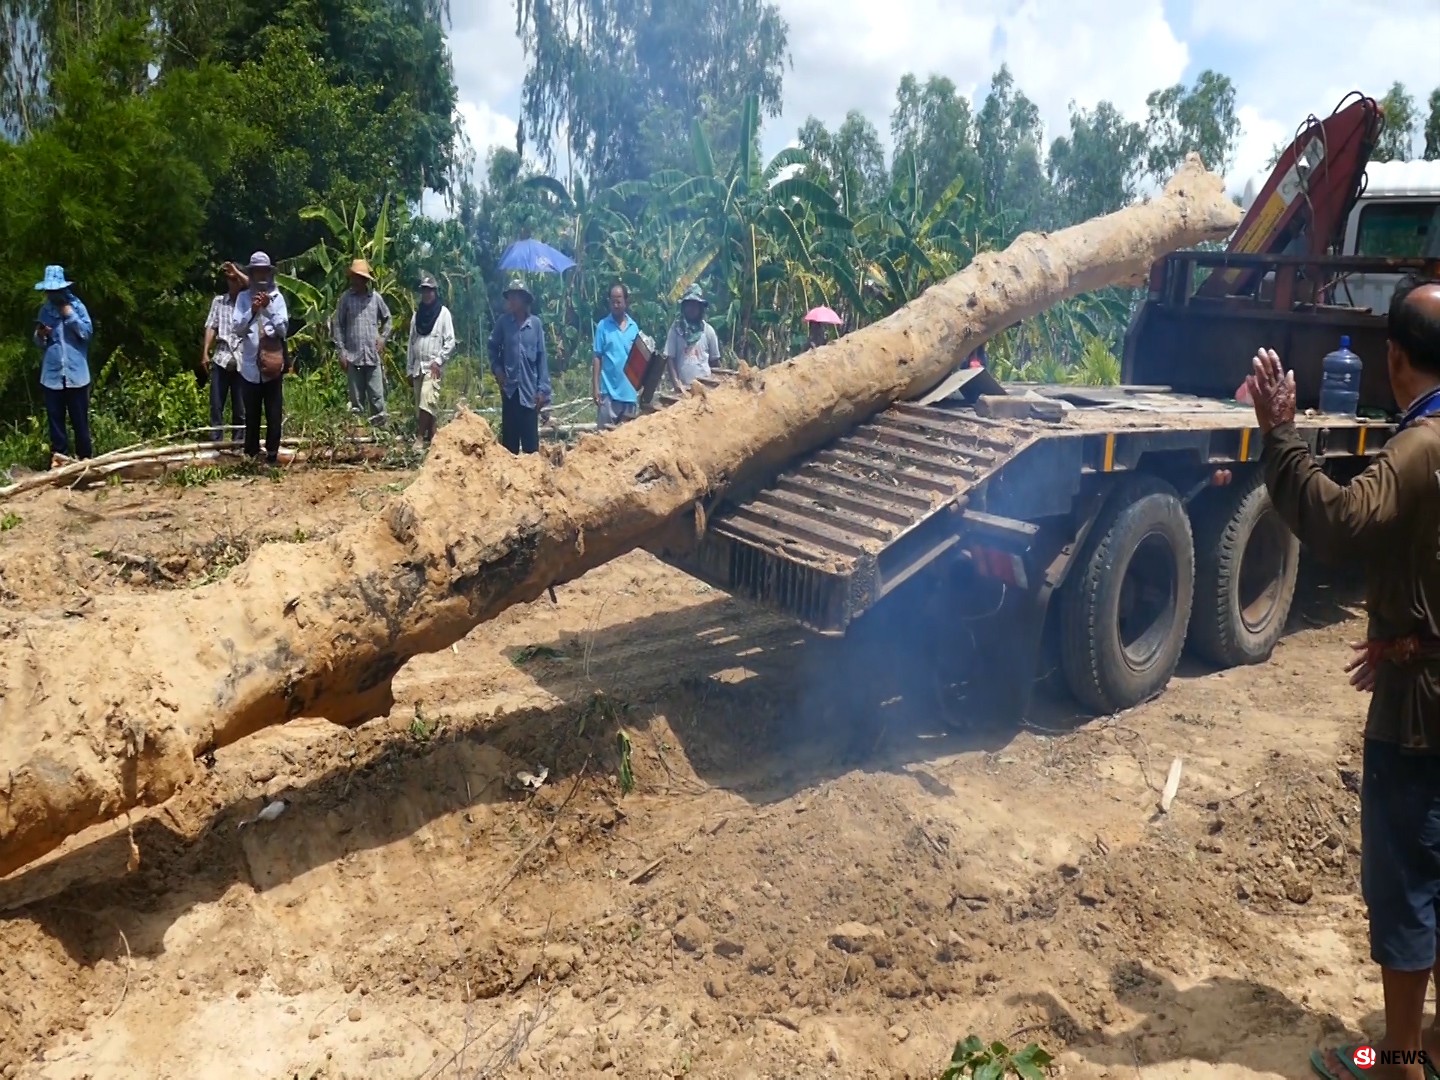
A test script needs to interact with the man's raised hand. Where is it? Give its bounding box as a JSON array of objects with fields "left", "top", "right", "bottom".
[{"left": 1245, "top": 348, "right": 1296, "bottom": 434}]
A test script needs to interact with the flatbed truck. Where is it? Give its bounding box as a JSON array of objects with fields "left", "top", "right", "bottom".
[
  {"left": 652, "top": 246, "right": 1434, "bottom": 719},
  {"left": 643, "top": 93, "right": 1439, "bottom": 719}
]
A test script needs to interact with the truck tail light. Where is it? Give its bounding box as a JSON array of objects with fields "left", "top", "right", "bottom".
[{"left": 970, "top": 545, "right": 1028, "bottom": 589}]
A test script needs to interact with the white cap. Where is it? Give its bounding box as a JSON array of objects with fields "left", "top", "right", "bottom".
[{"left": 247, "top": 251, "right": 273, "bottom": 270}]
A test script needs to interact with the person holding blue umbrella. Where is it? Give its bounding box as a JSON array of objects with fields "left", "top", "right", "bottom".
[
  {"left": 32, "top": 264, "right": 94, "bottom": 462},
  {"left": 488, "top": 278, "right": 551, "bottom": 455}
]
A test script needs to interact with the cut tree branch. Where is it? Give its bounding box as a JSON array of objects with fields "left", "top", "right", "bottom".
[{"left": 0, "top": 157, "right": 1241, "bottom": 879}]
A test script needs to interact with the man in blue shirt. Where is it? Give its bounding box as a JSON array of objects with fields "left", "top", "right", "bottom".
[
  {"left": 33, "top": 265, "right": 95, "bottom": 462},
  {"left": 593, "top": 283, "right": 641, "bottom": 429},
  {"left": 487, "top": 278, "right": 551, "bottom": 455}
]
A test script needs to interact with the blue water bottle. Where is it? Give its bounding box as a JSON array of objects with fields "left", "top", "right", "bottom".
[{"left": 1318, "top": 336, "right": 1363, "bottom": 417}]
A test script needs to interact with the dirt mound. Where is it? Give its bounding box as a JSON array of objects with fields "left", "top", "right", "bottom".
[{"left": 0, "top": 468, "right": 1384, "bottom": 1078}]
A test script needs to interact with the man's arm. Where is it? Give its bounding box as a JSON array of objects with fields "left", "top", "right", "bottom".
[
  {"left": 263, "top": 291, "right": 289, "bottom": 338},
  {"left": 664, "top": 327, "right": 684, "bottom": 391},
  {"left": 202, "top": 298, "right": 219, "bottom": 367},
  {"left": 65, "top": 299, "right": 93, "bottom": 340},
  {"left": 1250, "top": 347, "right": 1416, "bottom": 561},
  {"left": 1265, "top": 424, "right": 1419, "bottom": 560},
  {"left": 232, "top": 293, "right": 251, "bottom": 334},
  {"left": 376, "top": 294, "right": 393, "bottom": 345},
  {"left": 437, "top": 309, "right": 456, "bottom": 365},
  {"left": 487, "top": 319, "right": 504, "bottom": 378},
  {"left": 536, "top": 320, "right": 551, "bottom": 405}
]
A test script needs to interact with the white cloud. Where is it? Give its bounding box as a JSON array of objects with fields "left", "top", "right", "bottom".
[
  {"left": 1230, "top": 104, "right": 1288, "bottom": 191},
  {"left": 443, "top": 0, "right": 1440, "bottom": 203},
  {"left": 770, "top": 0, "right": 1188, "bottom": 163},
  {"left": 1183, "top": 0, "right": 1440, "bottom": 177}
]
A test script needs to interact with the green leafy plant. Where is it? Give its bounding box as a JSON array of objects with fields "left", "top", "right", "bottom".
[
  {"left": 1, "top": 512, "right": 21, "bottom": 531},
  {"left": 616, "top": 730, "right": 635, "bottom": 795},
  {"left": 940, "top": 1037, "right": 1053, "bottom": 1080}
]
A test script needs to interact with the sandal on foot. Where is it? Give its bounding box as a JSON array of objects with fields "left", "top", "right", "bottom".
[
  {"left": 1311, "top": 1045, "right": 1440, "bottom": 1079},
  {"left": 1311, "top": 1046, "right": 1370, "bottom": 1080}
]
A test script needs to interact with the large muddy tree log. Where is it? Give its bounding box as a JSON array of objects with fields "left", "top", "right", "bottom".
[{"left": 0, "top": 157, "right": 1241, "bottom": 878}]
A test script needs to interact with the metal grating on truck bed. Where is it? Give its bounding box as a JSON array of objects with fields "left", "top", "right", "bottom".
[{"left": 655, "top": 381, "right": 1032, "bottom": 633}]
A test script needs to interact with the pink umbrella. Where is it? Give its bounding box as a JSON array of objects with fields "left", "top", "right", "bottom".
[{"left": 803, "top": 305, "right": 843, "bottom": 326}]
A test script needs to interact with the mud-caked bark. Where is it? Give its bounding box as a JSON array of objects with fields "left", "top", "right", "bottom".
[{"left": 0, "top": 156, "right": 1242, "bottom": 878}]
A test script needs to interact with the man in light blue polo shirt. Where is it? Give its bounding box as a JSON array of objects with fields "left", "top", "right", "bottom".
[{"left": 592, "top": 282, "right": 642, "bottom": 429}]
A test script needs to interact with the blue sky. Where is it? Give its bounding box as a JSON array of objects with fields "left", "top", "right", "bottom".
[{"left": 434, "top": 0, "right": 1439, "bottom": 209}]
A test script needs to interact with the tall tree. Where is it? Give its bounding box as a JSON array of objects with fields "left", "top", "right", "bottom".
[
  {"left": 974, "top": 65, "right": 1051, "bottom": 227},
  {"left": 0, "top": 20, "right": 239, "bottom": 407},
  {"left": 890, "top": 73, "right": 980, "bottom": 211},
  {"left": 513, "top": 0, "right": 789, "bottom": 185},
  {"left": 1375, "top": 81, "right": 1418, "bottom": 162},
  {"left": 1048, "top": 100, "right": 1147, "bottom": 225},
  {"left": 1426, "top": 87, "right": 1440, "bottom": 162},
  {"left": 1144, "top": 70, "right": 1241, "bottom": 179},
  {"left": 798, "top": 111, "right": 888, "bottom": 207}
]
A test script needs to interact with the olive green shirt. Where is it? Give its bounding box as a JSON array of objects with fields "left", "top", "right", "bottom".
[{"left": 1263, "top": 418, "right": 1440, "bottom": 751}]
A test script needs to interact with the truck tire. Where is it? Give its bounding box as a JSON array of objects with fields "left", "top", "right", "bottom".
[
  {"left": 1187, "top": 473, "right": 1299, "bottom": 668},
  {"left": 1060, "top": 475, "right": 1195, "bottom": 715}
]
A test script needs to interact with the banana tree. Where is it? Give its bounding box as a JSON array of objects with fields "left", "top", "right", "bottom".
[
  {"left": 661, "top": 95, "right": 851, "bottom": 360},
  {"left": 277, "top": 194, "right": 414, "bottom": 378},
  {"left": 851, "top": 149, "right": 975, "bottom": 313}
]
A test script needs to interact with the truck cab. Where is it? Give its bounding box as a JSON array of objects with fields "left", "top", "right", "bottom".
[{"left": 1339, "top": 160, "right": 1440, "bottom": 313}]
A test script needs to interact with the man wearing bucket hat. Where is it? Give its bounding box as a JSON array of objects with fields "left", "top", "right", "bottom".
[
  {"left": 406, "top": 273, "right": 455, "bottom": 446},
  {"left": 231, "top": 251, "right": 290, "bottom": 464},
  {"left": 331, "top": 258, "right": 393, "bottom": 425},
  {"left": 487, "top": 277, "right": 551, "bottom": 455},
  {"left": 32, "top": 264, "right": 95, "bottom": 463},
  {"left": 664, "top": 283, "right": 721, "bottom": 393}
]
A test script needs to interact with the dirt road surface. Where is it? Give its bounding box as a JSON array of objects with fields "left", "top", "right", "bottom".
[{"left": 0, "top": 467, "right": 1379, "bottom": 1079}]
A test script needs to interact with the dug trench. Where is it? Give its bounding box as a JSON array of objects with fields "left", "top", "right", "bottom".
[{"left": 0, "top": 468, "right": 1385, "bottom": 1078}]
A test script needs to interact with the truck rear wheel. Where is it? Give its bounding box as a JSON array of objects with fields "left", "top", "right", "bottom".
[
  {"left": 1187, "top": 473, "right": 1298, "bottom": 667},
  {"left": 1060, "top": 475, "right": 1195, "bottom": 715}
]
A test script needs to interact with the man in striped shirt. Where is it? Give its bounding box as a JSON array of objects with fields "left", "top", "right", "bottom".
[
  {"left": 332, "top": 259, "right": 393, "bottom": 425},
  {"left": 203, "top": 261, "right": 248, "bottom": 441}
]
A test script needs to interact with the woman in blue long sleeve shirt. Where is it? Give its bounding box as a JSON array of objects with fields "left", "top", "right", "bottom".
[{"left": 32, "top": 265, "right": 94, "bottom": 461}]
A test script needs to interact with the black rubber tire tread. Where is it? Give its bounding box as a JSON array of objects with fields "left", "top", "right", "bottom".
[
  {"left": 1187, "top": 471, "right": 1299, "bottom": 668},
  {"left": 1060, "top": 474, "right": 1195, "bottom": 716}
]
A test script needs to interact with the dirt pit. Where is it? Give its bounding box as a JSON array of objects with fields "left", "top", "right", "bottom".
[{"left": 0, "top": 467, "right": 1384, "bottom": 1078}]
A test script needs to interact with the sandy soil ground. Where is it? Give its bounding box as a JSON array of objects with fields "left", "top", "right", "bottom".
[{"left": 0, "top": 466, "right": 1382, "bottom": 1079}]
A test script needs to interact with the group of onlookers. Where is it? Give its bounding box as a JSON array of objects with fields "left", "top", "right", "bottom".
[{"left": 30, "top": 258, "right": 843, "bottom": 467}]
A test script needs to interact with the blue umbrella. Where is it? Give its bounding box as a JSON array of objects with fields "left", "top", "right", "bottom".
[{"left": 498, "top": 239, "right": 575, "bottom": 274}]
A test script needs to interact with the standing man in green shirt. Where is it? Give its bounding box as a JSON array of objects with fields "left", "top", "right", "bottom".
[{"left": 1251, "top": 279, "right": 1440, "bottom": 1080}]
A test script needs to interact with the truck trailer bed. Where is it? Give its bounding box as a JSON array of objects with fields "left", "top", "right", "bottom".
[{"left": 658, "top": 378, "right": 1393, "bottom": 635}]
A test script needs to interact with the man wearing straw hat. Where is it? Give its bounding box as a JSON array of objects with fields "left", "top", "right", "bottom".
[
  {"left": 332, "top": 258, "right": 393, "bottom": 425},
  {"left": 664, "top": 283, "right": 721, "bottom": 393},
  {"left": 32, "top": 264, "right": 95, "bottom": 463},
  {"left": 407, "top": 273, "right": 455, "bottom": 447},
  {"left": 487, "top": 277, "right": 551, "bottom": 455}
]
